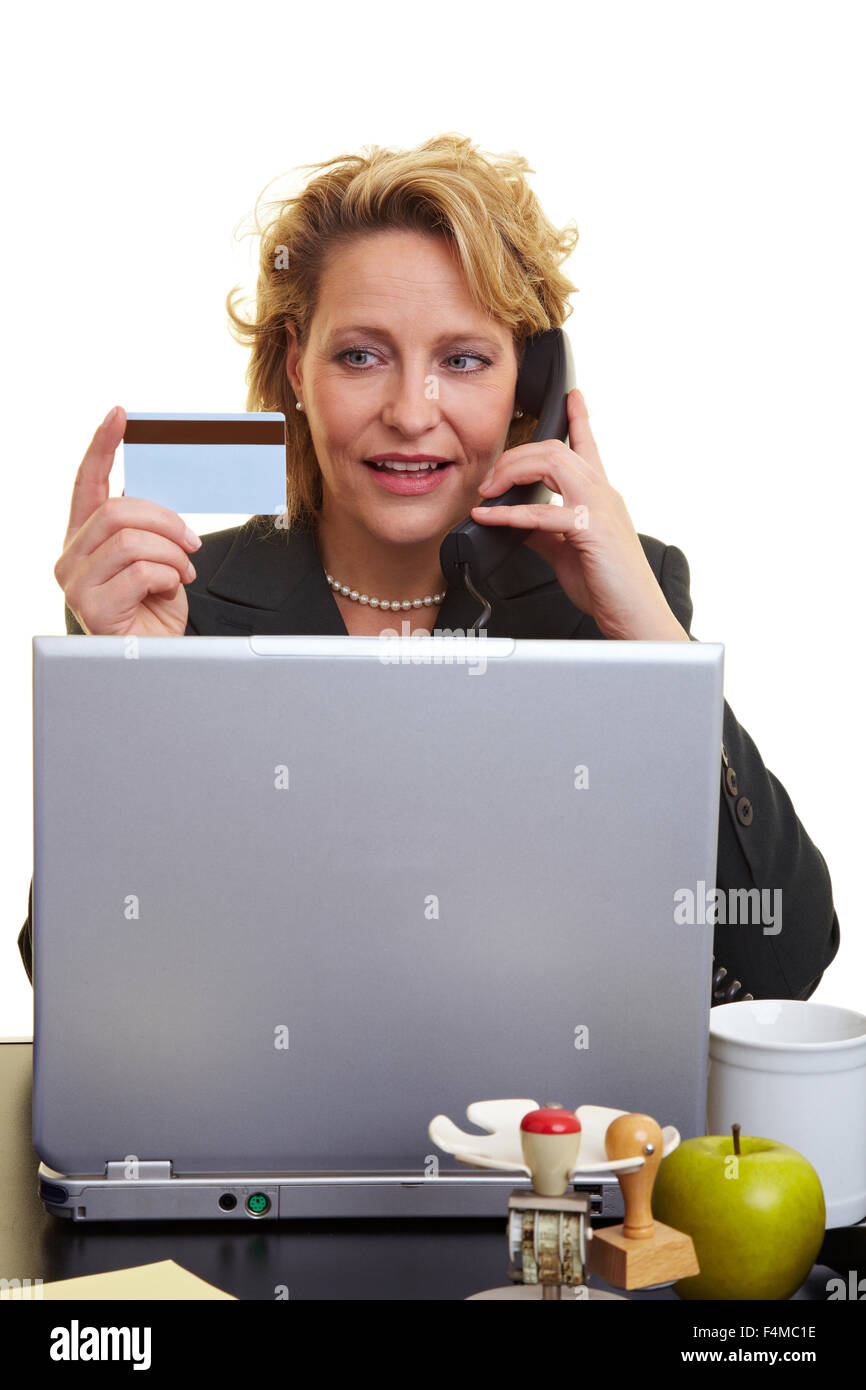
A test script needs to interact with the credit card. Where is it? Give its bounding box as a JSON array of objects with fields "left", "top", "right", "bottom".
[{"left": 122, "top": 413, "right": 287, "bottom": 513}]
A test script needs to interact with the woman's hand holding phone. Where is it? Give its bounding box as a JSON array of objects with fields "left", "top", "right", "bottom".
[
  {"left": 54, "top": 406, "right": 202, "bottom": 637},
  {"left": 471, "top": 388, "right": 690, "bottom": 642}
]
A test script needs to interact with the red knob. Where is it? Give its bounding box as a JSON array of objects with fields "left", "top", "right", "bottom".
[{"left": 520, "top": 1106, "right": 581, "bottom": 1135}]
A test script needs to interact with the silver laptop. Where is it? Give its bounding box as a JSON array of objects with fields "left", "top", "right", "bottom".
[{"left": 31, "top": 633, "right": 724, "bottom": 1221}]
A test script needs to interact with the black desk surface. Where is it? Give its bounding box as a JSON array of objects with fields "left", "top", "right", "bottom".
[{"left": 2, "top": 1043, "right": 863, "bottom": 1301}]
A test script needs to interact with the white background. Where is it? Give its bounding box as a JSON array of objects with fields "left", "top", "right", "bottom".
[{"left": 2, "top": 0, "right": 863, "bottom": 1034}]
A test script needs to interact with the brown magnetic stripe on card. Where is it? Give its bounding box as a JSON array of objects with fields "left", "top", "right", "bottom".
[{"left": 123, "top": 420, "right": 286, "bottom": 445}]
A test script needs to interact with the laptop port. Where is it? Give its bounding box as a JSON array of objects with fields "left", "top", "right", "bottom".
[
  {"left": 246, "top": 1192, "right": 271, "bottom": 1216},
  {"left": 218, "top": 1193, "right": 237, "bottom": 1211}
]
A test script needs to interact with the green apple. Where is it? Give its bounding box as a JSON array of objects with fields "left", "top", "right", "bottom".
[{"left": 652, "top": 1133, "right": 825, "bottom": 1300}]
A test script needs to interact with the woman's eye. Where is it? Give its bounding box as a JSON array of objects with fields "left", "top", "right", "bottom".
[
  {"left": 340, "top": 348, "right": 376, "bottom": 368},
  {"left": 446, "top": 353, "right": 488, "bottom": 371}
]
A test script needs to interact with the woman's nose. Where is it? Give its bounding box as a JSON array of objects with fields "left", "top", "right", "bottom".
[{"left": 380, "top": 367, "right": 442, "bottom": 436}]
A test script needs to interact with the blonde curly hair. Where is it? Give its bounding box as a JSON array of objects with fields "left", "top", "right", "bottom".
[{"left": 226, "top": 133, "right": 579, "bottom": 533}]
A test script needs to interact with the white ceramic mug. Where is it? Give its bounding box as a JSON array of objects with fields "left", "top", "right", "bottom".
[{"left": 707, "top": 1000, "right": 866, "bottom": 1228}]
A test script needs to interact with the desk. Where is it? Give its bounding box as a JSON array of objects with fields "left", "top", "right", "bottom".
[{"left": 2, "top": 1043, "right": 863, "bottom": 1301}]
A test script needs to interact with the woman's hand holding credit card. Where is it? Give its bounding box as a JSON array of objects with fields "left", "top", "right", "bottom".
[{"left": 54, "top": 408, "right": 287, "bottom": 636}]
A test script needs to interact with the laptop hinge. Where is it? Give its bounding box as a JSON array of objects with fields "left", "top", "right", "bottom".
[{"left": 105, "top": 1160, "right": 173, "bottom": 1181}]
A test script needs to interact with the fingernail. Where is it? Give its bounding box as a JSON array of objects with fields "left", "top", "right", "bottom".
[
  {"left": 185, "top": 562, "right": 197, "bottom": 582},
  {"left": 184, "top": 527, "right": 202, "bottom": 550},
  {"left": 102, "top": 405, "right": 117, "bottom": 427},
  {"left": 479, "top": 468, "right": 494, "bottom": 490}
]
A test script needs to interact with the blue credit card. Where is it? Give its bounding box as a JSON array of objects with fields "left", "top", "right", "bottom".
[{"left": 122, "top": 413, "right": 287, "bottom": 513}]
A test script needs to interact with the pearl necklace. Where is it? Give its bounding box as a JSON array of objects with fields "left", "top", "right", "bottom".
[{"left": 325, "top": 571, "right": 446, "bottom": 611}]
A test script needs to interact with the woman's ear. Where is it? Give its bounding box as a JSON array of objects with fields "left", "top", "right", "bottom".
[{"left": 284, "top": 319, "right": 303, "bottom": 401}]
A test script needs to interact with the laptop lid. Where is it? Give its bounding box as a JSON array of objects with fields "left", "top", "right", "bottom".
[{"left": 32, "top": 634, "right": 724, "bottom": 1177}]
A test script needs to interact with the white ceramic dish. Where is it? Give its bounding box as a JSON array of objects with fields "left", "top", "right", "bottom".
[{"left": 429, "top": 1100, "right": 680, "bottom": 1180}]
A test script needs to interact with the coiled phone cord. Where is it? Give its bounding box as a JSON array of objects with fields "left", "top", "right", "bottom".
[{"left": 460, "top": 565, "right": 493, "bottom": 631}]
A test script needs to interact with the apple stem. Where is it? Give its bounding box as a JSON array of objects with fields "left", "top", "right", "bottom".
[{"left": 732, "top": 1123, "right": 741, "bottom": 1156}]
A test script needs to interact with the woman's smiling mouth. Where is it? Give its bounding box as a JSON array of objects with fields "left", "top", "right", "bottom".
[{"left": 363, "top": 454, "right": 455, "bottom": 493}]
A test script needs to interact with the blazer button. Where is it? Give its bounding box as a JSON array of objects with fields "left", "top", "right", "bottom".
[
  {"left": 725, "top": 766, "right": 739, "bottom": 797},
  {"left": 736, "top": 795, "right": 753, "bottom": 826}
]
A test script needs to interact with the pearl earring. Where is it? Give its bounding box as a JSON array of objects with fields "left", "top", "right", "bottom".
[
  {"left": 296, "top": 401, "right": 304, "bottom": 412},
  {"left": 513, "top": 408, "right": 524, "bottom": 419}
]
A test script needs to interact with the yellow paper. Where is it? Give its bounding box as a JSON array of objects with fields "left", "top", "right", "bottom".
[{"left": 1, "top": 1258, "right": 236, "bottom": 1300}]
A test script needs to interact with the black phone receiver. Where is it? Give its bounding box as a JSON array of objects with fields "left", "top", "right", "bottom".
[{"left": 438, "top": 327, "right": 576, "bottom": 622}]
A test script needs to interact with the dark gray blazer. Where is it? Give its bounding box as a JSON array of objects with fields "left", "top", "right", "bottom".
[{"left": 18, "top": 518, "right": 840, "bottom": 1000}]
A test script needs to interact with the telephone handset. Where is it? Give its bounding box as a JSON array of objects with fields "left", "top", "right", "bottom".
[{"left": 439, "top": 327, "right": 577, "bottom": 629}]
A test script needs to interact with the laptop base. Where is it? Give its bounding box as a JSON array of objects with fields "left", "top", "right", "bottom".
[{"left": 37, "top": 1162, "right": 624, "bottom": 1222}]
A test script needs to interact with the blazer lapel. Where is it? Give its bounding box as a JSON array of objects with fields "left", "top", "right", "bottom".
[{"left": 189, "top": 523, "right": 347, "bottom": 635}]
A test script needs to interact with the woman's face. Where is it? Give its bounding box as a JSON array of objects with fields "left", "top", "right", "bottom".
[{"left": 285, "top": 228, "right": 519, "bottom": 547}]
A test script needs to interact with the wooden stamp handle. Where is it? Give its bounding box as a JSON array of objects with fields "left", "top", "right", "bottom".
[{"left": 604, "top": 1113, "right": 663, "bottom": 1240}]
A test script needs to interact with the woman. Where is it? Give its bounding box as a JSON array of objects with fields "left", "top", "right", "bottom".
[{"left": 19, "top": 134, "right": 839, "bottom": 1001}]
